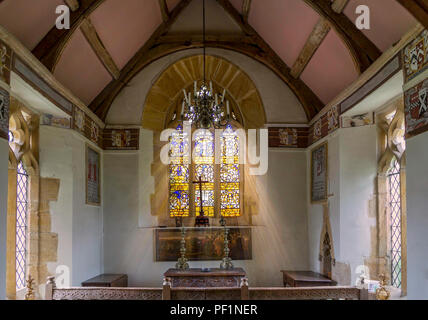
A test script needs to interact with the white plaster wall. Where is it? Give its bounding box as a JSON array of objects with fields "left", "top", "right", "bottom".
[
  {"left": 103, "top": 131, "right": 309, "bottom": 287},
  {"left": 0, "top": 139, "right": 8, "bottom": 299},
  {"left": 106, "top": 48, "right": 307, "bottom": 125},
  {"left": 406, "top": 131, "right": 428, "bottom": 299},
  {"left": 307, "top": 126, "right": 377, "bottom": 285},
  {"left": 307, "top": 132, "right": 341, "bottom": 274},
  {"left": 39, "top": 126, "right": 103, "bottom": 286},
  {"left": 338, "top": 125, "right": 377, "bottom": 285}
]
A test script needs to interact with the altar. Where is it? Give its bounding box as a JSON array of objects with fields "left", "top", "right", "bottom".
[{"left": 164, "top": 268, "right": 246, "bottom": 288}]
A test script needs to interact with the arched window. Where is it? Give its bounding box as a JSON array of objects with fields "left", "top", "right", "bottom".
[
  {"left": 15, "top": 161, "right": 28, "bottom": 290},
  {"left": 169, "top": 125, "right": 190, "bottom": 217},
  {"left": 193, "top": 130, "right": 215, "bottom": 217},
  {"left": 168, "top": 124, "right": 242, "bottom": 218},
  {"left": 388, "top": 158, "right": 402, "bottom": 288},
  {"left": 220, "top": 124, "right": 240, "bottom": 217}
]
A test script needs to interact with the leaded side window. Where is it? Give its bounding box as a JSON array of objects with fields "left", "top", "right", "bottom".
[
  {"left": 388, "top": 158, "right": 402, "bottom": 288},
  {"left": 16, "top": 161, "right": 28, "bottom": 290},
  {"left": 169, "top": 124, "right": 241, "bottom": 218}
]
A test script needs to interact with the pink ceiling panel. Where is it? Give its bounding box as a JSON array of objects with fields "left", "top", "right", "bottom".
[
  {"left": 167, "top": 0, "right": 181, "bottom": 11},
  {"left": 248, "top": 0, "right": 319, "bottom": 67},
  {"left": 90, "top": 0, "right": 162, "bottom": 69},
  {"left": 230, "top": 0, "right": 243, "bottom": 13},
  {"left": 54, "top": 29, "right": 113, "bottom": 105},
  {"left": 0, "top": 0, "right": 64, "bottom": 49},
  {"left": 301, "top": 30, "right": 359, "bottom": 104},
  {"left": 344, "top": 0, "right": 418, "bottom": 52}
]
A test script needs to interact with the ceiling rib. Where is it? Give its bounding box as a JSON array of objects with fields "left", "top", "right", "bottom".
[
  {"left": 396, "top": 0, "right": 428, "bottom": 29},
  {"left": 158, "top": 0, "right": 170, "bottom": 22},
  {"left": 80, "top": 17, "right": 120, "bottom": 79},
  {"left": 32, "top": 0, "right": 107, "bottom": 72},
  {"left": 302, "top": 0, "right": 381, "bottom": 74},
  {"left": 291, "top": 0, "right": 349, "bottom": 79}
]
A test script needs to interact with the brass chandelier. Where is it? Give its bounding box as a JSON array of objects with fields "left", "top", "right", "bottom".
[{"left": 180, "top": 0, "right": 230, "bottom": 129}]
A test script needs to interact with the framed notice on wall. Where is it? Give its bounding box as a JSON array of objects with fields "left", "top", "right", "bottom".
[
  {"left": 86, "top": 144, "right": 101, "bottom": 206},
  {"left": 311, "top": 142, "right": 328, "bottom": 203}
]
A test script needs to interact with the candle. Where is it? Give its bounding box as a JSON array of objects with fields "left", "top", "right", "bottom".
[
  {"left": 221, "top": 89, "right": 226, "bottom": 102},
  {"left": 181, "top": 101, "right": 185, "bottom": 116},
  {"left": 226, "top": 101, "right": 230, "bottom": 116},
  {"left": 194, "top": 81, "right": 197, "bottom": 93},
  {"left": 183, "top": 89, "right": 187, "bottom": 103},
  {"left": 215, "top": 94, "right": 218, "bottom": 105},
  {"left": 210, "top": 81, "right": 213, "bottom": 93}
]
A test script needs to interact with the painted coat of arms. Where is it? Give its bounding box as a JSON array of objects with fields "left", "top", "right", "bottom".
[
  {"left": 0, "top": 42, "right": 11, "bottom": 84},
  {"left": 73, "top": 107, "right": 85, "bottom": 133},
  {"left": 0, "top": 88, "right": 9, "bottom": 140},
  {"left": 327, "top": 106, "right": 339, "bottom": 133},
  {"left": 278, "top": 128, "right": 298, "bottom": 147},
  {"left": 405, "top": 78, "right": 428, "bottom": 136},
  {"left": 403, "top": 30, "right": 428, "bottom": 83},
  {"left": 112, "top": 130, "right": 131, "bottom": 148},
  {"left": 313, "top": 119, "right": 322, "bottom": 141}
]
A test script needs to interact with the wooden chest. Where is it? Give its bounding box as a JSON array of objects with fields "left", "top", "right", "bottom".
[
  {"left": 81, "top": 274, "right": 128, "bottom": 287},
  {"left": 164, "top": 268, "right": 246, "bottom": 288}
]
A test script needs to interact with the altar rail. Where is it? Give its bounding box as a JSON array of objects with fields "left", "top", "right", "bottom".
[{"left": 45, "top": 277, "right": 368, "bottom": 300}]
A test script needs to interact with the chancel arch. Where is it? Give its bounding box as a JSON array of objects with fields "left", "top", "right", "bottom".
[{"left": 142, "top": 54, "right": 266, "bottom": 131}]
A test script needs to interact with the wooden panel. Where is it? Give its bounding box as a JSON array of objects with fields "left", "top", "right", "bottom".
[
  {"left": 102, "top": 128, "right": 140, "bottom": 150},
  {"left": 268, "top": 127, "right": 308, "bottom": 148}
]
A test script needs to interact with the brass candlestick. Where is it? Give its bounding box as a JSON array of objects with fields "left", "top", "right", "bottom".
[
  {"left": 25, "top": 275, "right": 35, "bottom": 300},
  {"left": 176, "top": 227, "right": 189, "bottom": 270},
  {"left": 220, "top": 227, "right": 233, "bottom": 269},
  {"left": 376, "top": 274, "right": 390, "bottom": 300}
]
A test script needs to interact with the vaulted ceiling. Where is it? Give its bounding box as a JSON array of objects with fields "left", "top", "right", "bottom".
[{"left": 0, "top": 0, "right": 422, "bottom": 122}]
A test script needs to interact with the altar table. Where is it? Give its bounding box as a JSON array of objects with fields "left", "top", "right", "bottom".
[
  {"left": 281, "top": 271, "right": 336, "bottom": 287},
  {"left": 164, "top": 268, "right": 246, "bottom": 288}
]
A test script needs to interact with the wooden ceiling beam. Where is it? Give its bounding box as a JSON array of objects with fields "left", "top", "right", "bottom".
[
  {"left": 397, "top": 0, "right": 428, "bottom": 29},
  {"left": 303, "top": 0, "right": 381, "bottom": 74},
  {"left": 32, "top": 0, "right": 106, "bottom": 72},
  {"left": 290, "top": 19, "right": 330, "bottom": 78},
  {"left": 64, "top": 0, "right": 80, "bottom": 12},
  {"left": 242, "top": 0, "right": 252, "bottom": 22},
  {"left": 80, "top": 17, "right": 119, "bottom": 79},
  {"left": 291, "top": 0, "right": 349, "bottom": 78},
  {"left": 215, "top": 0, "right": 322, "bottom": 119},
  {"left": 158, "top": 0, "right": 170, "bottom": 22},
  {"left": 89, "top": 0, "right": 194, "bottom": 120}
]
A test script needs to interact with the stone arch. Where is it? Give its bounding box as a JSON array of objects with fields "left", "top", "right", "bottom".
[{"left": 142, "top": 55, "right": 266, "bottom": 131}]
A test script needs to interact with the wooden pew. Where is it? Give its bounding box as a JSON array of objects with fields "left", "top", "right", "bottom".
[{"left": 45, "top": 277, "right": 368, "bottom": 300}]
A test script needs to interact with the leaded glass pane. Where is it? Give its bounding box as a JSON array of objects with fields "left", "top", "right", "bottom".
[
  {"left": 388, "top": 159, "right": 402, "bottom": 288},
  {"left": 194, "top": 130, "right": 214, "bottom": 216},
  {"left": 220, "top": 125, "right": 240, "bottom": 217},
  {"left": 169, "top": 125, "right": 190, "bottom": 217},
  {"left": 16, "top": 161, "right": 28, "bottom": 290}
]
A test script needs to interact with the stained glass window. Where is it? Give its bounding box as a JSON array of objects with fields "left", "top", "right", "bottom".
[
  {"left": 220, "top": 124, "right": 240, "bottom": 217},
  {"left": 169, "top": 125, "right": 190, "bottom": 217},
  {"left": 16, "top": 161, "right": 28, "bottom": 290},
  {"left": 388, "top": 158, "right": 402, "bottom": 288},
  {"left": 194, "top": 130, "right": 215, "bottom": 217}
]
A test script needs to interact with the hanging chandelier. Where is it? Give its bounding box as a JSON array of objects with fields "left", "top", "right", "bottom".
[{"left": 180, "top": 0, "right": 230, "bottom": 129}]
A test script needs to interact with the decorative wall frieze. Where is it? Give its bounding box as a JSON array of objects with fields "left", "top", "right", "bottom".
[
  {"left": 403, "top": 29, "right": 428, "bottom": 84},
  {"left": 102, "top": 128, "right": 140, "bottom": 150},
  {"left": 0, "top": 39, "right": 11, "bottom": 85},
  {"left": 405, "top": 77, "right": 428, "bottom": 138},
  {"left": 0, "top": 87, "right": 10, "bottom": 140},
  {"left": 41, "top": 105, "right": 140, "bottom": 150},
  {"left": 268, "top": 126, "right": 308, "bottom": 148},
  {"left": 307, "top": 105, "right": 340, "bottom": 146}
]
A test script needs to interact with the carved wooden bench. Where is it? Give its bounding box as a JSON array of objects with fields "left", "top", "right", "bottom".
[{"left": 45, "top": 277, "right": 368, "bottom": 300}]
